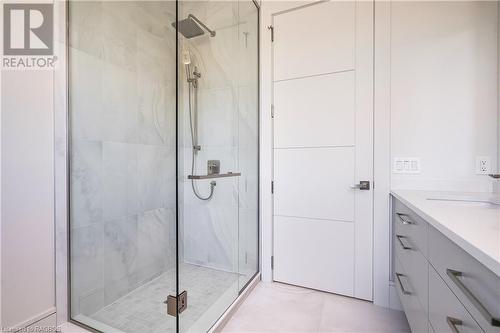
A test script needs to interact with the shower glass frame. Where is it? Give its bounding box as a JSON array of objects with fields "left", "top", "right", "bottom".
[{"left": 65, "top": 0, "right": 260, "bottom": 332}]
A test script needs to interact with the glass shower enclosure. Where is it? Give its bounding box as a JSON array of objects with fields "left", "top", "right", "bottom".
[{"left": 67, "top": 1, "right": 259, "bottom": 331}]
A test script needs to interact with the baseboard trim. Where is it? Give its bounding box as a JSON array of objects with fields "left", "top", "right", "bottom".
[{"left": 11, "top": 307, "right": 57, "bottom": 331}]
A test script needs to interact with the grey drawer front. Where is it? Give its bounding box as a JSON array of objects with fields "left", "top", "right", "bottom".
[
  {"left": 394, "top": 199, "right": 428, "bottom": 257},
  {"left": 395, "top": 256, "right": 429, "bottom": 333},
  {"left": 429, "top": 226, "right": 500, "bottom": 333},
  {"left": 395, "top": 231, "right": 429, "bottom": 316},
  {"left": 429, "top": 266, "right": 484, "bottom": 333}
]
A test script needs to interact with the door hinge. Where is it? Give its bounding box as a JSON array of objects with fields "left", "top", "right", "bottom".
[
  {"left": 271, "top": 104, "right": 274, "bottom": 118},
  {"left": 271, "top": 181, "right": 274, "bottom": 194},
  {"left": 165, "top": 290, "right": 187, "bottom": 317},
  {"left": 268, "top": 25, "right": 274, "bottom": 42},
  {"left": 271, "top": 256, "right": 274, "bottom": 269}
]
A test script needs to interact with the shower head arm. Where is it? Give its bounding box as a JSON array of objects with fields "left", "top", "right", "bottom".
[{"left": 188, "top": 14, "right": 216, "bottom": 37}]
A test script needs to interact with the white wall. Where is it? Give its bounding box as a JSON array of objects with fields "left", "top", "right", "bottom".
[
  {"left": 0, "top": 2, "right": 68, "bottom": 328},
  {"left": 497, "top": 3, "right": 500, "bottom": 192},
  {"left": 373, "top": 0, "right": 395, "bottom": 309},
  {"left": 1, "top": 70, "right": 56, "bottom": 328},
  {"left": 390, "top": 1, "right": 498, "bottom": 192}
]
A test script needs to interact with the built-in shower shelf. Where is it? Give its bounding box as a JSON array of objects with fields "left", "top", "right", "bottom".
[{"left": 188, "top": 172, "right": 241, "bottom": 180}]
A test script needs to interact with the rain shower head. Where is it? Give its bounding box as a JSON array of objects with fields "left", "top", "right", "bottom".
[
  {"left": 172, "top": 14, "right": 216, "bottom": 39},
  {"left": 173, "top": 17, "right": 204, "bottom": 39}
]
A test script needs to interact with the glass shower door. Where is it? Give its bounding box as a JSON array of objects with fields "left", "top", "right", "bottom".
[
  {"left": 176, "top": 0, "right": 259, "bottom": 331},
  {"left": 237, "top": 0, "right": 259, "bottom": 292},
  {"left": 68, "top": 1, "right": 177, "bottom": 332},
  {"left": 177, "top": 1, "right": 240, "bottom": 331}
]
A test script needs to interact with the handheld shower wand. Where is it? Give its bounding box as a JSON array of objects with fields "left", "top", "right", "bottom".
[{"left": 184, "top": 48, "right": 216, "bottom": 200}]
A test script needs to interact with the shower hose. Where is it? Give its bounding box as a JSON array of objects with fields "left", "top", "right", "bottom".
[{"left": 188, "top": 81, "right": 216, "bottom": 201}]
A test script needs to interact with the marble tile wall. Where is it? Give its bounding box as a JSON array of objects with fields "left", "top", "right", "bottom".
[
  {"left": 69, "top": 1, "right": 177, "bottom": 317},
  {"left": 179, "top": 1, "right": 239, "bottom": 275},
  {"left": 179, "top": 0, "right": 259, "bottom": 287}
]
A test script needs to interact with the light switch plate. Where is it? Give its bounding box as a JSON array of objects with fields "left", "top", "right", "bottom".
[
  {"left": 476, "top": 156, "right": 491, "bottom": 174},
  {"left": 393, "top": 158, "right": 420, "bottom": 174}
]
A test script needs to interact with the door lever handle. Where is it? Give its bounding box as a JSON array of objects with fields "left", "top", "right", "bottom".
[{"left": 350, "top": 181, "right": 370, "bottom": 190}]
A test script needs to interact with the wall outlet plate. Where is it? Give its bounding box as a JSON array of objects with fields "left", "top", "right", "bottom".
[
  {"left": 393, "top": 158, "right": 420, "bottom": 174},
  {"left": 476, "top": 156, "right": 491, "bottom": 174}
]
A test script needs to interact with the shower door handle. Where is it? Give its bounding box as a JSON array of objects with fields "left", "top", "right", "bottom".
[{"left": 350, "top": 181, "right": 370, "bottom": 190}]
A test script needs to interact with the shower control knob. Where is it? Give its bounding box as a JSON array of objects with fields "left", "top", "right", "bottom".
[
  {"left": 193, "top": 67, "right": 201, "bottom": 78},
  {"left": 207, "top": 160, "right": 220, "bottom": 175}
]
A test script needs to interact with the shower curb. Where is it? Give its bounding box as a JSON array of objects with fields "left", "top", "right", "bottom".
[{"left": 209, "top": 273, "right": 261, "bottom": 333}]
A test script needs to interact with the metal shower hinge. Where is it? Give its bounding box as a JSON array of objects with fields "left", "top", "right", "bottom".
[{"left": 165, "top": 290, "right": 187, "bottom": 317}]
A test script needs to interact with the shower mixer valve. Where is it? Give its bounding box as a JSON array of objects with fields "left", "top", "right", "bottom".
[{"left": 207, "top": 160, "right": 220, "bottom": 175}]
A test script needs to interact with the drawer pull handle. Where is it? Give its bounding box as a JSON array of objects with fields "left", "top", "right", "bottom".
[
  {"left": 396, "top": 235, "right": 412, "bottom": 250},
  {"left": 446, "top": 269, "right": 500, "bottom": 327},
  {"left": 395, "top": 273, "right": 412, "bottom": 295},
  {"left": 396, "top": 213, "right": 413, "bottom": 225},
  {"left": 446, "top": 317, "right": 463, "bottom": 333}
]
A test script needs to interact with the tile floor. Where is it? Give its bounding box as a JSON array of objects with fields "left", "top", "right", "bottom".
[
  {"left": 62, "top": 279, "right": 410, "bottom": 333},
  {"left": 221, "top": 282, "right": 411, "bottom": 333},
  {"left": 78, "top": 264, "right": 240, "bottom": 333}
]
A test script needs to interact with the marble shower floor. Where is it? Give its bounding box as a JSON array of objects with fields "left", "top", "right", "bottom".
[{"left": 86, "top": 264, "right": 240, "bottom": 333}]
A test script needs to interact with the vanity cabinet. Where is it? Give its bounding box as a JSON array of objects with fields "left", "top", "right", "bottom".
[
  {"left": 394, "top": 200, "right": 429, "bottom": 316},
  {"left": 429, "top": 266, "right": 483, "bottom": 333},
  {"left": 428, "top": 224, "right": 500, "bottom": 333},
  {"left": 393, "top": 197, "right": 500, "bottom": 333},
  {"left": 395, "top": 255, "right": 429, "bottom": 333},
  {"left": 393, "top": 199, "right": 430, "bottom": 332}
]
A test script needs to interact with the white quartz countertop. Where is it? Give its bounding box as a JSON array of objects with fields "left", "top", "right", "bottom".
[{"left": 391, "top": 190, "right": 500, "bottom": 277}]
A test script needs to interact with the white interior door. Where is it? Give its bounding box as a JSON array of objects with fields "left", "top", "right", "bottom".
[{"left": 272, "top": 0, "right": 374, "bottom": 300}]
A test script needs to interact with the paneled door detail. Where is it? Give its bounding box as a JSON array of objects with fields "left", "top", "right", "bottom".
[{"left": 272, "top": 0, "right": 374, "bottom": 300}]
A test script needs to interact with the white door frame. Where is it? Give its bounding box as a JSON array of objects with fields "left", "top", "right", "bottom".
[{"left": 259, "top": 0, "right": 394, "bottom": 309}]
